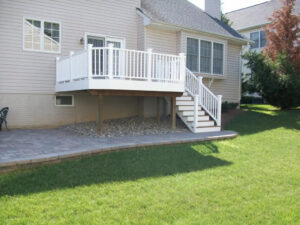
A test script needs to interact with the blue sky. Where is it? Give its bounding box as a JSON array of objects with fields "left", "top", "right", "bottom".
[{"left": 188, "top": 0, "right": 270, "bottom": 13}]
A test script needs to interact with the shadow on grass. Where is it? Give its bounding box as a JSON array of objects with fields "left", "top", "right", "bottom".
[
  {"left": 0, "top": 143, "right": 231, "bottom": 197},
  {"left": 226, "top": 105, "right": 300, "bottom": 136}
]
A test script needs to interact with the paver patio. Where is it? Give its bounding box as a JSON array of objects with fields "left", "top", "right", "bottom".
[{"left": 0, "top": 129, "right": 237, "bottom": 169}]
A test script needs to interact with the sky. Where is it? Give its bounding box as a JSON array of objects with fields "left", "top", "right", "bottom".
[{"left": 188, "top": 0, "right": 270, "bottom": 13}]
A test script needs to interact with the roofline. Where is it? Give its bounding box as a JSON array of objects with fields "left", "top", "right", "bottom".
[
  {"left": 225, "top": 0, "right": 271, "bottom": 15},
  {"left": 137, "top": 8, "right": 249, "bottom": 45},
  {"left": 237, "top": 22, "right": 270, "bottom": 32},
  {"left": 151, "top": 21, "right": 250, "bottom": 45}
]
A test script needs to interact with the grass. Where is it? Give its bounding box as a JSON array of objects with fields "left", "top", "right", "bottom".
[{"left": 0, "top": 104, "right": 299, "bottom": 225}]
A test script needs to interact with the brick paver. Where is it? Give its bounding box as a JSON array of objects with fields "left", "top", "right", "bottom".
[{"left": 0, "top": 129, "right": 237, "bottom": 168}]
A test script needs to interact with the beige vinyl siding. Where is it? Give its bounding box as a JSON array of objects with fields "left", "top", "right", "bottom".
[
  {"left": 0, "top": 0, "right": 140, "bottom": 94},
  {"left": 0, "top": 93, "right": 139, "bottom": 129},
  {"left": 0, "top": 0, "right": 143, "bottom": 128},
  {"left": 137, "top": 15, "right": 145, "bottom": 51},
  {"left": 144, "top": 27, "right": 178, "bottom": 55},
  {"left": 178, "top": 31, "right": 242, "bottom": 103},
  {"left": 203, "top": 43, "right": 242, "bottom": 102}
]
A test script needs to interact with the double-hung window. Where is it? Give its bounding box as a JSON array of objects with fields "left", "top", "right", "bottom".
[
  {"left": 250, "top": 30, "right": 266, "bottom": 49},
  {"left": 187, "top": 37, "right": 224, "bottom": 75},
  {"left": 23, "top": 18, "right": 61, "bottom": 53}
]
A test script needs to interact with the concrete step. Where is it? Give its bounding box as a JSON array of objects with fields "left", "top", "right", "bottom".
[
  {"left": 181, "top": 110, "right": 205, "bottom": 116},
  {"left": 176, "top": 101, "right": 195, "bottom": 106},
  {"left": 177, "top": 105, "right": 203, "bottom": 111},
  {"left": 194, "top": 126, "right": 221, "bottom": 133},
  {"left": 176, "top": 96, "right": 192, "bottom": 101},
  {"left": 186, "top": 115, "right": 210, "bottom": 122},
  {"left": 189, "top": 121, "right": 215, "bottom": 127}
]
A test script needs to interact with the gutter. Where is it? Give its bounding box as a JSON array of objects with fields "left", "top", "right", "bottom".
[
  {"left": 236, "top": 23, "right": 270, "bottom": 33},
  {"left": 137, "top": 8, "right": 250, "bottom": 45}
]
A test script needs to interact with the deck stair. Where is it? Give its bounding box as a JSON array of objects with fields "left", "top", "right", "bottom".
[{"left": 175, "top": 68, "right": 222, "bottom": 133}]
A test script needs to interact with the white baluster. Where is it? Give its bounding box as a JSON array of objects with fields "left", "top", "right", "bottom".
[
  {"left": 217, "top": 95, "right": 222, "bottom": 126},
  {"left": 194, "top": 95, "right": 199, "bottom": 132},
  {"left": 147, "top": 48, "right": 152, "bottom": 81}
]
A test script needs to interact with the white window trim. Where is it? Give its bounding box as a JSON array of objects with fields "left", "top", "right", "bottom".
[
  {"left": 84, "top": 32, "right": 126, "bottom": 49},
  {"left": 186, "top": 36, "right": 226, "bottom": 76},
  {"left": 55, "top": 95, "right": 74, "bottom": 107},
  {"left": 250, "top": 30, "right": 265, "bottom": 49},
  {"left": 22, "top": 17, "right": 62, "bottom": 54}
]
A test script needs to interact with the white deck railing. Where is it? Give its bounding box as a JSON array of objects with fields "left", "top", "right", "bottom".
[
  {"left": 186, "top": 68, "right": 222, "bottom": 128},
  {"left": 56, "top": 44, "right": 185, "bottom": 86}
]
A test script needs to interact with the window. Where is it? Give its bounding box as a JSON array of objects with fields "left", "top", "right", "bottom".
[
  {"left": 186, "top": 37, "right": 224, "bottom": 75},
  {"left": 200, "top": 40, "right": 211, "bottom": 73},
  {"left": 187, "top": 38, "right": 199, "bottom": 72},
  {"left": 260, "top": 31, "right": 266, "bottom": 48},
  {"left": 23, "top": 18, "right": 61, "bottom": 53},
  {"left": 213, "top": 43, "right": 224, "bottom": 75},
  {"left": 250, "top": 30, "right": 266, "bottom": 49},
  {"left": 55, "top": 96, "right": 74, "bottom": 106}
]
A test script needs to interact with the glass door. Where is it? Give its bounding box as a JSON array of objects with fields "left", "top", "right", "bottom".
[
  {"left": 106, "top": 38, "right": 124, "bottom": 77},
  {"left": 88, "top": 37, "right": 105, "bottom": 76}
]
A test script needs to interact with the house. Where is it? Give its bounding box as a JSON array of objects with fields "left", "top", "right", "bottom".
[
  {"left": 226, "top": 0, "right": 300, "bottom": 75},
  {"left": 0, "top": 0, "right": 248, "bottom": 134}
]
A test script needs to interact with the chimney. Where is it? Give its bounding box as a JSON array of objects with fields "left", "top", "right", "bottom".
[{"left": 204, "top": 0, "right": 221, "bottom": 20}]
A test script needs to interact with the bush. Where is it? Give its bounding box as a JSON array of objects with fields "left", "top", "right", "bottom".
[
  {"left": 241, "top": 96, "right": 264, "bottom": 104},
  {"left": 222, "top": 101, "right": 239, "bottom": 113},
  {"left": 243, "top": 51, "right": 300, "bottom": 109}
]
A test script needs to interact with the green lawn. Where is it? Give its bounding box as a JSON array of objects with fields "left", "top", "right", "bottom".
[{"left": 0, "top": 105, "right": 299, "bottom": 225}]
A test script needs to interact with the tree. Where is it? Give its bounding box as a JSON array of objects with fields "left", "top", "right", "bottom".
[
  {"left": 243, "top": 0, "right": 300, "bottom": 109},
  {"left": 264, "top": 0, "right": 300, "bottom": 73},
  {"left": 221, "top": 13, "right": 232, "bottom": 27}
]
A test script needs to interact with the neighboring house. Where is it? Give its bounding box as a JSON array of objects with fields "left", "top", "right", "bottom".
[
  {"left": 0, "top": 0, "right": 248, "bottom": 133},
  {"left": 226, "top": 0, "right": 300, "bottom": 75}
]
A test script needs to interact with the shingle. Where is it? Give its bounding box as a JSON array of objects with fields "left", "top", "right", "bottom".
[
  {"left": 140, "top": 0, "right": 245, "bottom": 40},
  {"left": 226, "top": 0, "right": 300, "bottom": 31}
]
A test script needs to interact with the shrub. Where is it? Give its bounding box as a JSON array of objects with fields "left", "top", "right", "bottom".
[
  {"left": 244, "top": 51, "right": 300, "bottom": 109},
  {"left": 222, "top": 101, "right": 239, "bottom": 113},
  {"left": 241, "top": 96, "right": 264, "bottom": 104}
]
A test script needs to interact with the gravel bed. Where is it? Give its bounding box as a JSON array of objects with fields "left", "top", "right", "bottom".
[{"left": 60, "top": 116, "right": 189, "bottom": 138}]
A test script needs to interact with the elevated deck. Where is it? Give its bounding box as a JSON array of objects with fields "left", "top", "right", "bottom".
[{"left": 56, "top": 45, "right": 186, "bottom": 93}]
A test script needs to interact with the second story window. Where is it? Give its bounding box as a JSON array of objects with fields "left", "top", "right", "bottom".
[
  {"left": 23, "top": 18, "right": 61, "bottom": 53},
  {"left": 187, "top": 37, "right": 224, "bottom": 75},
  {"left": 250, "top": 30, "right": 266, "bottom": 49}
]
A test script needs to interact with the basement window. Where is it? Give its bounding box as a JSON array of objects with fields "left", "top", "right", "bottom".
[{"left": 55, "top": 95, "right": 74, "bottom": 106}]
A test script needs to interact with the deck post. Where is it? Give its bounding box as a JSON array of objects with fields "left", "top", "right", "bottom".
[
  {"left": 108, "top": 43, "right": 114, "bottom": 79},
  {"left": 97, "top": 94, "right": 104, "bottom": 135},
  {"left": 87, "top": 44, "right": 93, "bottom": 79},
  {"left": 194, "top": 95, "right": 199, "bottom": 132},
  {"left": 69, "top": 51, "right": 74, "bottom": 81},
  {"left": 217, "top": 95, "right": 222, "bottom": 127},
  {"left": 171, "top": 96, "right": 176, "bottom": 129},
  {"left": 179, "top": 53, "right": 186, "bottom": 81},
  {"left": 157, "top": 97, "right": 161, "bottom": 124},
  {"left": 147, "top": 48, "right": 152, "bottom": 81}
]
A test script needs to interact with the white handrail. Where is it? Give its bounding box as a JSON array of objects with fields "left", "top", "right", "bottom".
[
  {"left": 185, "top": 68, "right": 222, "bottom": 127},
  {"left": 56, "top": 46, "right": 186, "bottom": 84}
]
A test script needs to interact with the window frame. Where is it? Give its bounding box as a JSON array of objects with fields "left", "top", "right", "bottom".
[
  {"left": 55, "top": 95, "right": 74, "bottom": 107},
  {"left": 84, "top": 32, "right": 126, "bottom": 49},
  {"left": 186, "top": 36, "right": 225, "bottom": 76},
  {"left": 250, "top": 30, "right": 266, "bottom": 49},
  {"left": 23, "top": 17, "right": 62, "bottom": 54}
]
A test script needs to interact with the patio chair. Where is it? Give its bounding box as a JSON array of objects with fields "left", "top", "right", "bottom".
[{"left": 0, "top": 107, "right": 9, "bottom": 131}]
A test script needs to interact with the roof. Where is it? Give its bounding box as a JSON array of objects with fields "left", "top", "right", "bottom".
[
  {"left": 226, "top": 0, "right": 300, "bottom": 31},
  {"left": 140, "top": 0, "right": 245, "bottom": 41}
]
